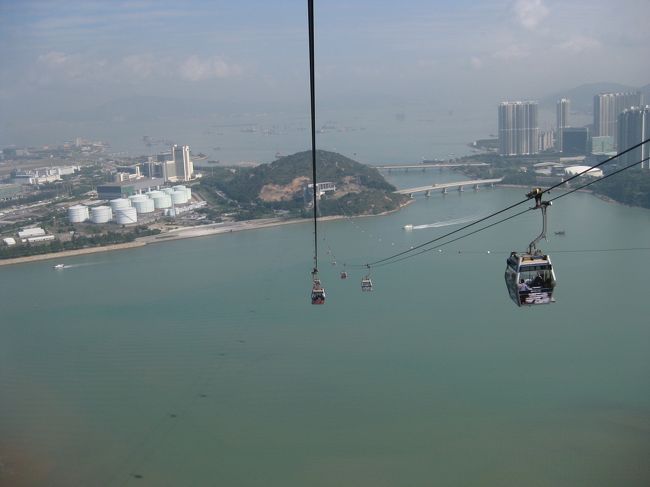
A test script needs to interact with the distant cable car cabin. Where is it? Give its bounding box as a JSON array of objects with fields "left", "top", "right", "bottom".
[
  {"left": 505, "top": 188, "right": 557, "bottom": 307},
  {"left": 361, "top": 275, "right": 373, "bottom": 292},
  {"left": 340, "top": 271, "right": 348, "bottom": 279},
  {"left": 311, "top": 271, "right": 326, "bottom": 305}
]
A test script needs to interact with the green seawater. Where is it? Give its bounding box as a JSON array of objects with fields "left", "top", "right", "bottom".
[{"left": 1, "top": 171, "right": 649, "bottom": 486}]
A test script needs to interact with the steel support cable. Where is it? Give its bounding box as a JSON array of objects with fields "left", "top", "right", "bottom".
[
  {"left": 356, "top": 138, "right": 650, "bottom": 268},
  {"left": 365, "top": 155, "right": 650, "bottom": 269},
  {"left": 308, "top": 0, "right": 319, "bottom": 272},
  {"left": 368, "top": 207, "right": 533, "bottom": 269}
]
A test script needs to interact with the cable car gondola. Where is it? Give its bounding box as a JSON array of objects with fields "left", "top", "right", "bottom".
[
  {"left": 340, "top": 271, "right": 348, "bottom": 279},
  {"left": 361, "top": 275, "right": 373, "bottom": 292},
  {"left": 311, "top": 270, "right": 326, "bottom": 305},
  {"left": 505, "top": 188, "right": 557, "bottom": 307}
]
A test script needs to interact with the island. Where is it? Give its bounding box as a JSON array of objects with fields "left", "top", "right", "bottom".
[{"left": 197, "top": 150, "right": 409, "bottom": 221}]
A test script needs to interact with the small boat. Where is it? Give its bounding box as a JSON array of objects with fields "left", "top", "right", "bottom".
[
  {"left": 554, "top": 230, "right": 566, "bottom": 236},
  {"left": 53, "top": 264, "right": 66, "bottom": 269}
]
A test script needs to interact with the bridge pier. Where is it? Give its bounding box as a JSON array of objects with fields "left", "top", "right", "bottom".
[
  {"left": 442, "top": 187, "right": 447, "bottom": 194},
  {"left": 474, "top": 184, "right": 479, "bottom": 190},
  {"left": 458, "top": 185, "right": 464, "bottom": 192},
  {"left": 425, "top": 190, "right": 431, "bottom": 197}
]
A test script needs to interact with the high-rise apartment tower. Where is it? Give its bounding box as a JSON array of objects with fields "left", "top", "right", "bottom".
[
  {"left": 498, "top": 101, "right": 539, "bottom": 156},
  {"left": 617, "top": 106, "right": 650, "bottom": 169},
  {"left": 556, "top": 98, "right": 570, "bottom": 152},
  {"left": 593, "top": 92, "right": 642, "bottom": 148}
]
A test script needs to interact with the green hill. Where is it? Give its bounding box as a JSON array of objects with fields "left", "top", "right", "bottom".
[{"left": 199, "top": 150, "right": 408, "bottom": 218}]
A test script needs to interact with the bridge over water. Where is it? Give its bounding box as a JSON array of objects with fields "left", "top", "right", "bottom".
[
  {"left": 395, "top": 178, "right": 503, "bottom": 197},
  {"left": 375, "top": 163, "right": 489, "bottom": 172}
]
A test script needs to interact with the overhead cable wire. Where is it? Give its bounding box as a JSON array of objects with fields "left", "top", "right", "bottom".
[
  {"left": 355, "top": 138, "right": 650, "bottom": 268},
  {"left": 308, "top": 0, "right": 319, "bottom": 272},
  {"left": 364, "top": 154, "right": 650, "bottom": 269}
]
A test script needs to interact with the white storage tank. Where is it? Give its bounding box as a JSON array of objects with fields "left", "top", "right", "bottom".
[
  {"left": 115, "top": 207, "right": 138, "bottom": 225},
  {"left": 90, "top": 206, "right": 112, "bottom": 223},
  {"left": 173, "top": 185, "right": 186, "bottom": 191},
  {"left": 152, "top": 194, "right": 172, "bottom": 209},
  {"left": 68, "top": 205, "right": 89, "bottom": 223},
  {"left": 146, "top": 190, "right": 163, "bottom": 200},
  {"left": 133, "top": 199, "right": 155, "bottom": 214},
  {"left": 174, "top": 186, "right": 191, "bottom": 201},
  {"left": 171, "top": 191, "right": 187, "bottom": 205},
  {"left": 109, "top": 198, "right": 131, "bottom": 211},
  {"left": 129, "top": 194, "right": 149, "bottom": 203},
  {"left": 162, "top": 187, "right": 175, "bottom": 195}
]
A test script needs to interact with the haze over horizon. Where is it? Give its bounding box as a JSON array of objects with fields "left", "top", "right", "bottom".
[{"left": 1, "top": 0, "right": 649, "bottom": 151}]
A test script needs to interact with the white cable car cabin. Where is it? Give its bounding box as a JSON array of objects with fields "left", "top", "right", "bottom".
[
  {"left": 505, "top": 188, "right": 557, "bottom": 307},
  {"left": 361, "top": 276, "right": 373, "bottom": 292}
]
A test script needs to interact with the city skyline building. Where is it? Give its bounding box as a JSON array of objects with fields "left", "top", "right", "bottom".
[
  {"left": 617, "top": 106, "right": 650, "bottom": 169},
  {"left": 561, "top": 127, "right": 589, "bottom": 156},
  {"left": 161, "top": 145, "right": 194, "bottom": 182},
  {"left": 556, "top": 98, "right": 570, "bottom": 152},
  {"left": 539, "top": 130, "right": 554, "bottom": 152},
  {"left": 593, "top": 92, "right": 643, "bottom": 148},
  {"left": 498, "top": 101, "right": 539, "bottom": 156}
]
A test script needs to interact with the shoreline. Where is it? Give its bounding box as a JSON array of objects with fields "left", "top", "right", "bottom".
[
  {"left": 0, "top": 200, "right": 414, "bottom": 266},
  {"left": 0, "top": 241, "right": 147, "bottom": 267}
]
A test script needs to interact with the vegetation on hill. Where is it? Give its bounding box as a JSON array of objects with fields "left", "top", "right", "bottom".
[{"left": 594, "top": 167, "right": 650, "bottom": 208}]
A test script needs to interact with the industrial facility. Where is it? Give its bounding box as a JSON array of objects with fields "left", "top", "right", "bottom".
[{"left": 67, "top": 185, "right": 194, "bottom": 225}]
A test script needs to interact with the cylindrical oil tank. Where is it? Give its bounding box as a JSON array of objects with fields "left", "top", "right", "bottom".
[
  {"left": 172, "top": 185, "right": 186, "bottom": 192},
  {"left": 146, "top": 190, "right": 163, "bottom": 199},
  {"left": 184, "top": 187, "right": 192, "bottom": 200},
  {"left": 129, "top": 194, "right": 149, "bottom": 203},
  {"left": 162, "top": 187, "right": 175, "bottom": 195},
  {"left": 133, "top": 199, "right": 155, "bottom": 214},
  {"left": 171, "top": 191, "right": 187, "bottom": 205},
  {"left": 152, "top": 194, "right": 172, "bottom": 209},
  {"left": 109, "top": 198, "right": 131, "bottom": 211},
  {"left": 90, "top": 206, "right": 112, "bottom": 223},
  {"left": 68, "top": 205, "right": 89, "bottom": 223},
  {"left": 115, "top": 207, "right": 138, "bottom": 225}
]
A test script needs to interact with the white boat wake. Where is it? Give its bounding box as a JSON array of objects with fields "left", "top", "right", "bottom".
[{"left": 410, "top": 215, "right": 480, "bottom": 230}]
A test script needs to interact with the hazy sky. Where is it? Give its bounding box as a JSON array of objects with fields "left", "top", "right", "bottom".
[{"left": 1, "top": 0, "right": 649, "bottom": 120}]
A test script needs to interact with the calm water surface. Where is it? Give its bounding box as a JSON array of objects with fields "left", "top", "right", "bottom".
[{"left": 1, "top": 170, "right": 649, "bottom": 486}]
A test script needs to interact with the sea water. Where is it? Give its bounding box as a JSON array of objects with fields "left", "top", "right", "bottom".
[{"left": 1, "top": 170, "right": 649, "bottom": 486}]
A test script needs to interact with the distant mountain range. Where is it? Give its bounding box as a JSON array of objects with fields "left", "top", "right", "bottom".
[{"left": 540, "top": 82, "right": 650, "bottom": 114}]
